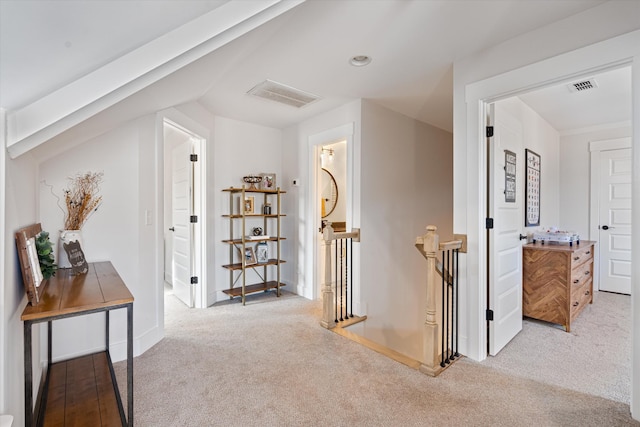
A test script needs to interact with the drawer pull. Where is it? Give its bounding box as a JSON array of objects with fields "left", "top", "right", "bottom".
[
  {"left": 585, "top": 290, "right": 590, "bottom": 296},
  {"left": 573, "top": 301, "right": 579, "bottom": 307},
  {"left": 574, "top": 256, "right": 580, "bottom": 261},
  {"left": 586, "top": 251, "right": 591, "bottom": 255},
  {"left": 585, "top": 271, "right": 590, "bottom": 275},
  {"left": 573, "top": 279, "right": 579, "bottom": 284}
]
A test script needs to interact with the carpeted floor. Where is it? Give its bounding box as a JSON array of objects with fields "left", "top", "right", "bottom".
[
  {"left": 481, "top": 290, "right": 631, "bottom": 404},
  {"left": 115, "top": 290, "right": 638, "bottom": 426}
]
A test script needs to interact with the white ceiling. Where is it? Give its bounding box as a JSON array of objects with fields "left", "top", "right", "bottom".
[{"left": 1, "top": 0, "right": 629, "bottom": 137}]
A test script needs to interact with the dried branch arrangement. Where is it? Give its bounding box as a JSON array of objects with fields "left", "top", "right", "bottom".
[{"left": 63, "top": 171, "right": 103, "bottom": 230}]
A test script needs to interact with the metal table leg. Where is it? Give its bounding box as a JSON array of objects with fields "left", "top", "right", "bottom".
[
  {"left": 23, "top": 321, "right": 33, "bottom": 427},
  {"left": 127, "top": 303, "right": 133, "bottom": 426}
]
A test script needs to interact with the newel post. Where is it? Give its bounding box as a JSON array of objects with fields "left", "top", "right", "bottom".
[
  {"left": 320, "top": 222, "right": 336, "bottom": 329},
  {"left": 416, "top": 225, "right": 440, "bottom": 375}
]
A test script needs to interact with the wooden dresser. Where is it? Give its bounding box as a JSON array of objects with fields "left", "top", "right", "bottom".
[{"left": 522, "top": 241, "right": 595, "bottom": 332}]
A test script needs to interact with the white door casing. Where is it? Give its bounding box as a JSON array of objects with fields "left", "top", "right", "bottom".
[
  {"left": 171, "top": 140, "right": 195, "bottom": 307},
  {"left": 598, "top": 148, "right": 632, "bottom": 294},
  {"left": 488, "top": 102, "right": 524, "bottom": 356}
]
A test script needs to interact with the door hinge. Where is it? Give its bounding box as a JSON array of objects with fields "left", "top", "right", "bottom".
[
  {"left": 190, "top": 154, "right": 198, "bottom": 162},
  {"left": 486, "top": 126, "right": 494, "bottom": 138},
  {"left": 485, "top": 218, "right": 494, "bottom": 229},
  {"left": 486, "top": 309, "right": 494, "bottom": 321},
  {"left": 190, "top": 276, "right": 198, "bottom": 285},
  {"left": 190, "top": 215, "right": 198, "bottom": 223}
]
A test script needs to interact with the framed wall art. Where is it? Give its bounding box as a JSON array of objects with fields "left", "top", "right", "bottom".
[
  {"left": 525, "top": 149, "right": 541, "bottom": 226},
  {"left": 504, "top": 150, "right": 516, "bottom": 203}
]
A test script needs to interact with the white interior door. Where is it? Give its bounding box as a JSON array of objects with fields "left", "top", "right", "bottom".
[
  {"left": 488, "top": 103, "right": 524, "bottom": 355},
  {"left": 171, "top": 140, "right": 195, "bottom": 307},
  {"left": 598, "top": 148, "right": 632, "bottom": 294}
]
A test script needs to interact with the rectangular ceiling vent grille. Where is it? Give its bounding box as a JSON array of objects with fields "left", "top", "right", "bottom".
[
  {"left": 247, "top": 79, "right": 320, "bottom": 108},
  {"left": 567, "top": 79, "right": 598, "bottom": 93}
]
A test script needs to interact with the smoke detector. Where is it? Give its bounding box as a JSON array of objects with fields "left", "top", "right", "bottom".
[
  {"left": 567, "top": 78, "right": 599, "bottom": 93},
  {"left": 247, "top": 79, "right": 320, "bottom": 108}
]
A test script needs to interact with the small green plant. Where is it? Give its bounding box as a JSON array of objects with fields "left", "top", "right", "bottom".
[{"left": 35, "top": 231, "right": 57, "bottom": 279}]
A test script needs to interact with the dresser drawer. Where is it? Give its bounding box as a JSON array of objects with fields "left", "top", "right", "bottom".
[
  {"left": 571, "top": 278, "right": 591, "bottom": 304},
  {"left": 570, "top": 244, "right": 594, "bottom": 270},
  {"left": 570, "top": 261, "right": 592, "bottom": 288},
  {"left": 570, "top": 280, "right": 593, "bottom": 320}
]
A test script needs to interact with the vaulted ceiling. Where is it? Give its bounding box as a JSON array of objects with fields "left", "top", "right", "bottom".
[{"left": 1, "top": 0, "right": 632, "bottom": 158}]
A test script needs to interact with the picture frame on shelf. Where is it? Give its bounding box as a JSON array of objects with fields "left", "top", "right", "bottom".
[
  {"left": 243, "top": 247, "right": 257, "bottom": 266},
  {"left": 244, "top": 196, "right": 255, "bottom": 214},
  {"left": 260, "top": 173, "right": 277, "bottom": 191},
  {"left": 15, "top": 223, "right": 46, "bottom": 306}
]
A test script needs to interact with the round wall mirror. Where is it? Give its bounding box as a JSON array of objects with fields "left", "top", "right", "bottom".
[{"left": 321, "top": 168, "right": 338, "bottom": 218}]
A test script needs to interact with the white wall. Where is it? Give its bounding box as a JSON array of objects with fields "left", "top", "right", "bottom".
[
  {"left": 3, "top": 152, "right": 39, "bottom": 427},
  {"left": 355, "top": 100, "right": 453, "bottom": 361},
  {"left": 36, "top": 117, "right": 155, "bottom": 363},
  {"left": 496, "top": 97, "right": 561, "bottom": 232},
  {"left": 559, "top": 124, "right": 632, "bottom": 239},
  {"left": 212, "top": 116, "right": 283, "bottom": 301}
]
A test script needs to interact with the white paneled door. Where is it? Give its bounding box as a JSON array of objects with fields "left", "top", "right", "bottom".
[
  {"left": 488, "top": 103, "right": 525, "bottom": 355},
  {"left": 598, "top": 148, "right": 632, "bottom": 295},
  {"left": 171, "top": 140, "right": 195, "bottom": 307}
]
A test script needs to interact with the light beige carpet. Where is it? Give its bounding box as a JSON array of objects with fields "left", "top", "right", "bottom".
[{"left": 115, "top": 290, "right": 638, "bottom": 426}]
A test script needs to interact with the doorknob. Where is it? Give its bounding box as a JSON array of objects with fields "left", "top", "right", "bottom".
[
  {"left": 519, "top": 234, "right": 528, "bottom": 241},
  {"left": 169, "top": 227, "right": 175, "bottom": 232},
  {"left": 600, "top": 225, "right": 613, "bottom": 230}
]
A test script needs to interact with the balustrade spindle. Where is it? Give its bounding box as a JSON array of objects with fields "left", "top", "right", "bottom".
[
  {"left": 320, "top": 223, "right": 361, "bottom": 329},
  {"left": 416, "top": 225, "right": 464, "bottom": 376}
]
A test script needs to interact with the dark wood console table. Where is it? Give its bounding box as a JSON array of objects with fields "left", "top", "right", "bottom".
[{"left": 21, "top": 261, "right": 134, "bottom": 426}]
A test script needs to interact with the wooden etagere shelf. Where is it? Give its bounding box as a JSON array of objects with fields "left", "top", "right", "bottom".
[{"left": 222, "top": 186, "right": 286, "bottom": 305}]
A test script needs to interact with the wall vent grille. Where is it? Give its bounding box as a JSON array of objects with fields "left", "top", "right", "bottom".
[
  {"left": 247, "top": 79, "right": 320, "bottom": 108},
  {"left": 567, "top": 79, "right": 598, "bottom": 93}
]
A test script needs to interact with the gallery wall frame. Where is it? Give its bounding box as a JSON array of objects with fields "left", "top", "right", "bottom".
[
  {"left": 504, "top": 150, "right": 516, "bottom": 203},
  {"left": 525, "top": 149, "right": 541, "bottom": 226}
]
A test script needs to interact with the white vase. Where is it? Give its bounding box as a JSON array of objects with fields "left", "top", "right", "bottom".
[{"left": 58, "top": 230, "right": 83, "bottom": 269}]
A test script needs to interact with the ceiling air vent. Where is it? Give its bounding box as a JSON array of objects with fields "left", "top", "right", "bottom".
[
  {"left": 567, "top": 78, "right": 598, "bottom": 93},
  {"left": 247, "top": 79, "right": 320, "bottom": 108}
]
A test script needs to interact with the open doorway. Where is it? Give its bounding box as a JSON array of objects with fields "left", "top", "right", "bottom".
[
  {"left": 163, "top": 119, "right": 206, "bottom": 308},
  {"left": 315, "top": 140, "right": 347, "bottom": 299},
  {"left": 482, "top": 66, "right": 632, "bottom": 403},
  {"left": 307, "top": 122, "right": 356, "bottom": 302}
]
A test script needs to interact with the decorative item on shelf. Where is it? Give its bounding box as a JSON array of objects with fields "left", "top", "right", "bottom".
[
  {"left": 63, "top": 239, "right": 88, "bottom": 275},
  {"left": 244, "top": 196, "right": 255, "bottom": 214},
  {"left": 259, "top": 173, "right": 276, "bottom": 191},
  {"left": 246, "top": 227, "right": 268, "bottom": 241},
  {"left": 243, "top": 175, "right": 263, "bottom": 190},
  {"left": 35, "top": 230, "right": 57, "bottom": 279},
  {"left": 58, "top": 230, "right": 84, "bottom": 270},
  {"left": 243, "top": 247, "right": 257, "bottom": 266},
  {"left": 256, "top": 241, "right": 269, "bottom": 263},
  {"left": 15, "top": 223, "right": 55, "bottom": 305},
  {"left": 263, "top": 202, "right": 271, "bottom": 215},
  {"left": 57, "top": 171, "right": 103, "bottom": 270}
]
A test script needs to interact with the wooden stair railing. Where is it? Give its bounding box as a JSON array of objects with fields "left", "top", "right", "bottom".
[
  {"left": 320, "top": 222, "right": 361, "bottom": 329},
  {"left": 415, "top": 225, "right": 464, "bottom": 376}
]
